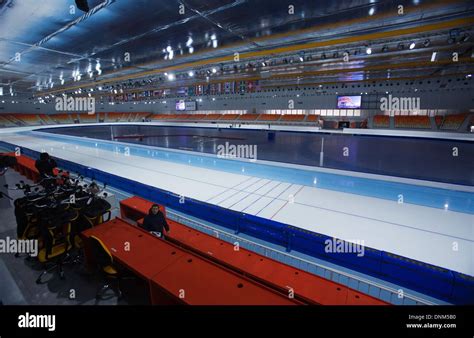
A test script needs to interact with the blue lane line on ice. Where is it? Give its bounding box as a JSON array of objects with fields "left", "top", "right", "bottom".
[{"left": 21, "top": 130, "right": 474, "bottom": 214}]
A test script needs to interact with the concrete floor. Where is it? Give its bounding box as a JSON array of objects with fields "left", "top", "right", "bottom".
[{"left": 0, "top": 167, "right": 148, "bottom": 305}]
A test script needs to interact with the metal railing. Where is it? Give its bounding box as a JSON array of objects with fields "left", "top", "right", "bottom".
[{"left": 168, "top": 210, "right": 437, "bottom": 306}]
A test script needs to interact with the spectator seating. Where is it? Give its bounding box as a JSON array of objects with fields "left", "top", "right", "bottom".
[
  {"left": 78, "top": 113, "right": 98, "bottom": 123},
  {"left": 219, "top": 114, "right": 240, "bottom": 121},
  {"left": 440, "top": 113, "right": 467, "bottom": 131},
  {"left": 394, "top": 116, "right": 430, "bottom": 129},
  {"left": 280, "top": 115, "right": 305, "bottom": 122},
  {"left": 11, "top": 114, "right": 42, "bottom": 125},
  {"left": 258, "top": 114, "right": 281, "bottom": 121},
  {"left": 237, "top": 114, "right": 260, "bottom": 121},
  {"left": 306, "top": 115, "right": 320, "bottom": 123},
  {"left": 373, "top": 115, "right": 390, "bottom": 128},
  {"left": 51, "top": 113, "right": 74, "bottom": 124}
]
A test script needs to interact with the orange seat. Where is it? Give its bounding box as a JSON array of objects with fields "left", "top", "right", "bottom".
[
  {"left": 280, "top": 115, "right": 305, "bottom": 122},
  {"left": 373, "top": 115, "right": 390, "bottom": 128}
]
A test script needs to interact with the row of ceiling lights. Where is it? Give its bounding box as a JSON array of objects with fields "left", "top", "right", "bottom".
[
  {"left": 23, "top": 70, "right": 474, "bottom": 105},
  {"left": 31, "top": 28, "right": 471, "bottom": 99},
  {"left": 163, "top": 33, "right": 218, "bottom": 61},
  {"left": 136, "top": 34, "right": 472, "bottom": 87},
  {"left": 140, "top": 31, "right": 472, "bottom": 84},
  {"left": 36, "top": 31, "right": 469, "bottom": 93},
  {"left": 0, "top": 86, "right": 14, "bottom": 97}
]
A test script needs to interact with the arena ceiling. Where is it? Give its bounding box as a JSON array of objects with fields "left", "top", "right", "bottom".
[{"left": 0, "top": 0, "right": 473, "bottom": 99}]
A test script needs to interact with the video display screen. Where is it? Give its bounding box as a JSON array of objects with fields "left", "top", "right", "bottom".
[
  {"left": 337, "top": 95, "right": 361, "bottom": 109},
  {"left": 175, "top": 100, "right": 186, "bottom": 111},
  {"left": 175, "top": 100, "right": 196, "bottom": 111},
  {"left": 185, "top": 101, "right": 196, "bottom": 111}
]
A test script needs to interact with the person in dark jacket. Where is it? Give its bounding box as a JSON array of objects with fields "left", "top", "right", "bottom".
[
  {"left": 141, "top": 204, "right": 170, "bottom": 238},
  {"left": 35, "top": 153, "right": 57, "bottom": 178}
]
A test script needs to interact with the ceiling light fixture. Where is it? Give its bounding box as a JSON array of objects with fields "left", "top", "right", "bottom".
[
  {"left": 460, "top": 33, "right": 470, "bottom": 43},
  {"left": 186, "top": 37, "right": 193, "bottom": 47}
]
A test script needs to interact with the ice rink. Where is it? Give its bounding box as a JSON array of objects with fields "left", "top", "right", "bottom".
[{"left": 1, "top": 126, "right": 473, "bottom": 276}]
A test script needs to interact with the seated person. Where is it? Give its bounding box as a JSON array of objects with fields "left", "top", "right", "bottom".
[
  {"left": 88, "top": 182, "right": 100, "bottom": 195},
  {"left": 35, "top": 153, "right": 57, "bottom": 178},
  {"left": 140, "top": 204, "right": 170, "bottom": 238}
]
